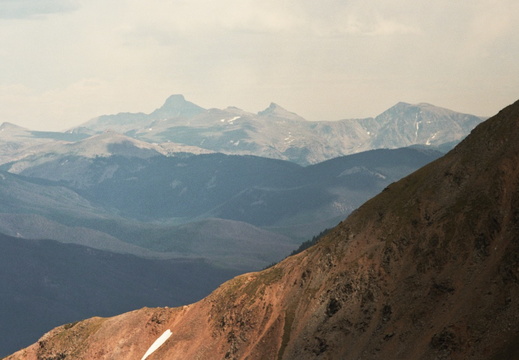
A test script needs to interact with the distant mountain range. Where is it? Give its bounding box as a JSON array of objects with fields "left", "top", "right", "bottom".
[
  {"left": 0, "top": 136, "right": 443, "bottom": 357},
  {"left": 0, "top": 148, "right": 441, "bottom": 266},
  {"left": 0, "top": 95, "right": 484, "bottom": 168},
  {"left": 66, "top": 94, "right": 485, "bottom": 165},
  {"left": 6, "top": 99, "right": 517, "bottom": 359}
]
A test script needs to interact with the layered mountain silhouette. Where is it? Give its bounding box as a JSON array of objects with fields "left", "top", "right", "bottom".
[
  {"left": 70, "top": 94, "right": 484, "bottom": 165},
  {"left": 7, "top": 99, "right": 518, "bottom": 359},
  {"left": 0, "top": 148, "right": 441, "bottom": 263}
]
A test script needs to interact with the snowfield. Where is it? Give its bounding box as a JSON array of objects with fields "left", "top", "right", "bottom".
[{"left": 141, "top": 329, "right": 173, "bottom": 360}]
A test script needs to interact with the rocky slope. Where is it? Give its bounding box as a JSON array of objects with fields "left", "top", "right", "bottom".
[{"left": 7, "top": 100, "right": 518, "bottom": 359}]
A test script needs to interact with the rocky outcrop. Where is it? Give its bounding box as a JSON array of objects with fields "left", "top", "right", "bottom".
[{"left": 7, "top": 100, "right": 519, "bottom": 359}]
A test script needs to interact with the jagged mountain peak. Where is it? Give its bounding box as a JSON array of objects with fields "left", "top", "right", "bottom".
[
  {"left": 384, "top": 101, "right": 436, "bottom": 113},
  {"left": 150, "top": 94, "right": 206, "bottom": 119},
  {"left": 222, "top": 106, "right": 250, "bottom": 116},
  {"left": 163, "top": 93, "right": 187, "bottom": 103},
  {"left": 224, "top": 106, "right": 244, "bottom": 111}
]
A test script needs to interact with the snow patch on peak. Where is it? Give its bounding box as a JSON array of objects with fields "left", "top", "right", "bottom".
[{"left": 220, "top": 116, "right": 241, "bottom": 124}]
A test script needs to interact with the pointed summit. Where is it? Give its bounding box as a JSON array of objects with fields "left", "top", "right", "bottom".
[
  {"left": 151, "top": 94, "right": 205, "bottom": 119},
  {"left": 258, "top": 103, "right": 305, "bottom": 121}
]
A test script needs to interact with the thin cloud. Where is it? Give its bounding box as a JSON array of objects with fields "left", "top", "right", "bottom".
[
  {"left": 120, "top": 1, "right": 419, "bottom": 39},
  {"left": 0, "top": 0, "right": 517, "bottom": 130},
  {"left": 0, "top": 0, "right": 80, "bottom": 19},
  {"left": 463, "top": 1, "right": 519, "bottom": 54}
]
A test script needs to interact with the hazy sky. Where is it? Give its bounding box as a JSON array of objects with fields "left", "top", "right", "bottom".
[{"left": 1, "top": 0, "right": 518, "bottom": 130}]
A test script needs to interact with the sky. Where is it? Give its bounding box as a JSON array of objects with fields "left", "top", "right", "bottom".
[{"left": 0, "top": 0, "right": 518, "bottom": 131}]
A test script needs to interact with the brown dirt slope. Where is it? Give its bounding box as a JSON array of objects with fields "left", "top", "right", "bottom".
[{"left": 7, "top": 99, "right": 519, "bottom": 359}]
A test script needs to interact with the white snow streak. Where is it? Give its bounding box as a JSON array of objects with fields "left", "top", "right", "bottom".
[
  {"left": 220, "top": 116, "right": 241, "bottom": 124},
  {"left": 426, "top": 131, "right": 438, "bottom": 145},
  {"left": 141, "top": 329, "right": 173, "bottom": 360}
]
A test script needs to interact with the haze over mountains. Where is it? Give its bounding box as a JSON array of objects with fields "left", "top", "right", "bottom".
[
  {"left": 0, "top": 96, "right": 488, "bottom": 357},
  {"left": 0, "top": 95, "right": 484, "bottom": 169},
  {"left": 2, "top": 95, "right": 477, "bottom": 261},
  {"left": 6, "top": 99, "right": 518, "bottom": 359},
  {"left": 0, "top": 148, "right": 442, "bottom": 269},
  {"left": 71, "top": 94, "right": 484, "bottom": 165}
]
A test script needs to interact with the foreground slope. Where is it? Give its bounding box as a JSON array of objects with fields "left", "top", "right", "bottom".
[
  {"left": 8, "top": 100, "right": 519, "bottom": 359},
  {"left": 0, "top": 234, "right": 240, "bottom": 357}
]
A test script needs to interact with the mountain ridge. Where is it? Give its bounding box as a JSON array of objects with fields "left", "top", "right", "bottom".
[
  {"left": 0, "top": 97, "right": 485, "bottom": 166},
  {"left": 65, "top": 96, "right": 485, "bottom": 165},
  {"left": 2, "top": 148, "right": 441, "bottom": 240}
]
